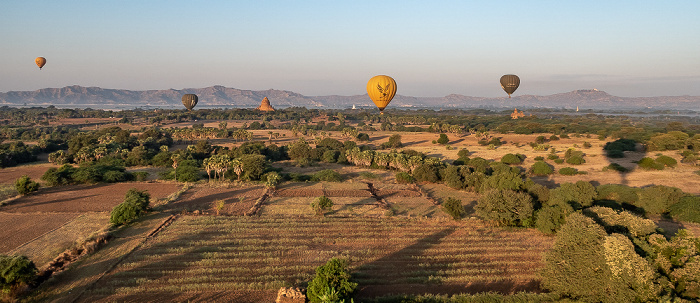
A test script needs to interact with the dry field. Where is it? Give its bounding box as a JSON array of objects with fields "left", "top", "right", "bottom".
[
  {"left": 77, "top": 216, "right": 553, "bottom": 302},
  {"left": 0, "top": 162, "right": 55, "bottom": 185}
]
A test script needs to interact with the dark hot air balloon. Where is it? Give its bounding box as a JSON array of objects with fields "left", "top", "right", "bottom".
[
  {"left": 500, "top": 74, "right": 520, "bottom": 98},
  {"left": 366, "top": 75, "right": 397, "bottom": 114},
  {"left": 182, "top": 94, "right": 198, "bottom": 110},
  {"left": 35, "top": 57, "right": 46, "bottom": 70}
]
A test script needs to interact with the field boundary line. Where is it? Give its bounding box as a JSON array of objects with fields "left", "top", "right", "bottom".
[
  {"left": 244, "top": 187, "right": 274, "bottom": 216},
  {"left": 69, "top": 213, "right": 178, "bottom": 303},
  {"left": 7, "top": 213, "right": 83, "bottom": 255}
]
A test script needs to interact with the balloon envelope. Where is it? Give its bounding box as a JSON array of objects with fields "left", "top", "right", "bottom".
[
  {"left": 35, "top": 57, "right": 46, "bottom": 70},
  {"left": 500, "top": 74, "right": 520, "bottom": 98},
  {"left": 181, "top": 94, "right": 198, "bottom": 110},
  {"left": 366, "top": 75, "right": 397, "bottom": 113}
]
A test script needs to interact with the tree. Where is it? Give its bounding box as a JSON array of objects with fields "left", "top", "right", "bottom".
[
  {"left": 15, "top": 175, "right": 39, "bottom": 195},
  {"left": 307, "top": 258, "right": 357, "bottom": 303},
  {"left": 476, "top": 189, "right": 534, "bottom": 227},
  {"left": 441, "top": 197, "right": 465, "bottom": 220},
  {"left": 288, "top": 138, "right": 312, "bottom": 166},
  {"left": 110, "top": 188, "right": 150, "bottom": 226},
  {"left": 529, "top": 161, "right": 553, "bottom": 176},
  {"left": 0, "top": 255, "right": 37, "bottom": 291},
  {"left": 381, "top": 134, "right": 403, "bottom": 149},
  {"left": 311, "top": 196, "right": 334, "bottom": 216},
  {"left": 437, "top": 133, "right": 449, "bottom": 145}
]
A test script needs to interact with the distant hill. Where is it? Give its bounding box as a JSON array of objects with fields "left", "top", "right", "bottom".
[{"left": 1, "top": 85, "right": 698, "bottom": 110}]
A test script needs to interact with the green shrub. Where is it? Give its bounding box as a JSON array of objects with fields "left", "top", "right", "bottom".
[
  {"left": 535, "top": 203, "right": 574, "bottom": 234},
  {"left": 637, "top": 157, "right": 664, "bottom": 170},
  {"left": 524, "top": 179, "right": 550, "bottom": 203},
  {"left": 457, "top": 149, "right": 470, "bottom": 158},
  {"left": 380, "top": 134, "right": 403, "bottom": 149},
  {"left": 668, "top": 196, "right": 700, "bottom": 223},
  {"left": 596, "top": 184, "right": 639, "bottom": 205},
  {"left": 264, "top": 171, "right": 282, "bottom": 188},
  {"left": 655, "top": 155, "right": 677, "bottom": 168},
  {"left": 547, "top": 154, "right": 559, "bottom": 160},
  {"left": 558, "top": 167, "right": 579, "bottom": 175},
  {"left": 501, "top": 153, "right": 525, "bottom": 165},
  {"left": 412, "top": 164, "right": 440, "bottom": 183},
  {"left": 534, "top": 156, "right": 544, "bottom": 161},
  {"left": 548, "top": 181, "right": 596, "bottom": 209},
  {"left": 441, "top": 197, "right": 465, "bottom": 220},
  {"left": 436, "top": 133, "right": 449, "bottom": 145},
  {"left": 604, "top": 138, "right": 637, "bottom": 152},
  {"left": 110, "top": 188, "right": 150, "bottom": 226},
  {"left": 636, "top": 185, "right": 686, "bottom": 215},
  {"left": 175, "top": 165, "right": 202, "bottom": 182},
  {"left": 102, "top": 170, "right": 130, "bottom": 183},
  {"left": 311, "top": 169, "right": 344, "bottom": 182},
  {"left": 356, "top": 133, "right": 370, "bottom": 141},
  {"left": 0, "top": 255, "right": 37, "bottom": 290},
  {"left": 530, "top": 161, "right": 553, "bottom": 176},
  {"left": 541, "top": 213, "right": 656, "bottom": 302},
  {"left": 480, "top": 171, "right": 524, "bottom": 192},
  {"left": 133, "top": 171, "right": 149, "bottom": 181},
  {"left": 565, "top": 155, "right": 585, "bottom": 165},
  {"left": 359, "top": 171, "right": 378, "bottom": 180},
  {"left": 41, "top": 164, "right": 76, "bottom": 186},
  {"left": 321, "top": 150, "right": 339, "bottom": 163},
  {"left": 395, "top": 172, "right": 414, "bottom": 184},
  {"left": 583, "top": 141, "right": 592, "bottom": 148},
  {"left": 307, "top": 258, "right": 357, "bottom": 303},
  {"left": 553, "top": 159, "right": 564, "bottom": 164},
  {"left": 549, "top": 135, "right": 559, "bottom": 141},
  {"left": 476, "top": 189, "right": 534, "bottom": 227},
  {"left": 15, "top": 175, "right": 39, "bottom": 195},
  {"left": 311, "top": 195, "right": 334, "bottom": 215},
  {"left": 603, "top": 163, "right": 629, "bottom": 172},
  {"left": 239, "top": 154, "right": 268, "bottom": 181},
  {"left": 582, "top": 206, "right": 657, "bottom": 237}
]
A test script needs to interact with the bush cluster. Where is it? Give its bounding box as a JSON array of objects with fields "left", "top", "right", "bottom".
[
  {"left": 110, "top": 188, "right": 150, "bottom": 226},
  {"left": 311, "top": 169, "right": 344, "bottom": 182},
  {"left": 311, "top": 195, "right": 334, "bottom": 216},
  {"left": 307, "top": 258, "right": 357, "bottom": 303},
  {"left": 476, "top": 189, "right": 534, "bottom": 227},
  {"left": 441, "top": 197, "right": 465, "bottom": 220},
  {"left": 15, "top": 175, "right": 39, "bottom": 195},
  {"left": 530, "top": 161, "right": 553, "bottom": 176},
  {"left": 0, "top": 255, "right": 37, "bottom": 292}
]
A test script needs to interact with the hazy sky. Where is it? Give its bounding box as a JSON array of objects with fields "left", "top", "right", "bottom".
[{"left": 2, "top": 0, "right": 699, "bottom": 97}]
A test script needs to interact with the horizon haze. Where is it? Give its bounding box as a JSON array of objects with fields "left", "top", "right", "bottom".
[{"left": 2, "top": 1, "right": 700, "bottom": 98}]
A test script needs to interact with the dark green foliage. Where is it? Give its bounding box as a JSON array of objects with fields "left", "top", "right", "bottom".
[
  {"left": 604, "top": 138, "right": 637, "bottom": 157},
  {"left": 547, "top": 154, "right": 559, "bottom": 160},
  {"left": 239, "top": 154, "right": 267, "bottom": 181},
  {"left": 500, "top": 153, "right": 524, "bottom": 165},
  {"left": 412, "top": 164, "right": 440, "bottom": 183},
  {"left": 285, "top": 173, "right": 312, "bottom": 182},
  {"left": 548, "top": 181, "right": 596, "bottom": 209},
  {"left": 307, "top": 258, "right": 357, "bottom": 303},
  {"left": 480, "top": 171, "right": 524, "bottom": 192},
  {"left": 549, "top": 135, "right": 559, "bottom": 141},
  {"left": 321, "top": 150, "right": 339, "bottom": 163},
  {"left": 441, "top": 197, "right": 465, "bottom": 220},
  {"left": 638, "top": 157, "right": 664, "bottom": 170},
  {"left": 655, "top": 155, "right": 677, "bottom": 168},
  {"left": 541, "top": 213, "right": 645, "bottom": 303},
  {"left": 605, "top": 149, "right": 625, "bottom": 158},
  {"left": 604, "top": 163, "right": 629, "bottom": 172},
  {"left": 529, "top": 161, "right": 553, "bottom": 176},
  {"left": 636, "top": 185, "right": 686, "bottom": 215},
  {"left": 668, "top": 196, "right": 700, "bottom": 223},
  {"left": 466, "top": 157, "right": 491, "bottom": 174},
  {"left": 133, "top": 171, "right": 149, "bottom": 181},
  {"left": 395, "top": 172, "right": 414, "bottom": 184},
  {"left": 15, "top": 175, "right": 39, "bottom": 195},
  {"left": 457, "top": 149, "right": 470, "bottom": 158},
  {"left": 442, "top": 165, "right": 467, "bottom": 189},
  {"left": 649, "top": 230, "right": 700, "bottom": 301},
  {"left": 583, "top": 141, "right": 592, "bottom": 148},
  {"left": 596, "top": 184, "right": 639, "bottom": 205},
  {"left": 0, "top": 255, "right": 37, "bottom": 289},
  {"left": 524, "top": 178, "right": 550, "bottom": 203},
  {"left": 288, "top": 138, "right": 312, "bottom": 164},
  {"left": 316, "top": 138, "right": 344, "bottom": 151},
  {"left": 356, "top": 133, "right": 370, "bottom": 141},
  {"left": 311, "top": 195, "right": 334, "bottom": 216},
  {"left": 565, "top": 155, "right": 585, "bottom": 165},
  {"left": 311, "top": 169, "right": 344, "bottom": 182},
  {"left": 437, "top": 133, "right": 449, "bottom": 145},
  {"left": 381, "top": 134, "right": 403, "bottom": 149},
  {"left": 110, "top": 188, "right": 150, "bottom": 226},
  {"left": 557, "top": 167, "right": 579, "bottom": 175},
  {"left": 41, "top": 164, "right": 77, "bottom": 186},
  {"left": 553, "top": 159, "right": 564, "bottom": 164},
  {"left": 533, "top": 156, "right": 544, "bottom": 161},
  {"left": 476, "top": 189, "right": 534, "bottom": 227},
  {"left": 535, "top": 203, "right": 573, "bottom": 234}
]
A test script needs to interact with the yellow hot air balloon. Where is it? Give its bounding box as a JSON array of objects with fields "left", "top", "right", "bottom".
[
  {"left": 182, "top": 94, "right": 198, "bottom": 110},
  {"left": 366, "top": 75, "right": 397, "bottom": 114},
  {"left": 35, "top": 57, "right": 46, "bottom": 70},
  {"left": 500, "top": 74, "right": 520, "bottom": 98}
]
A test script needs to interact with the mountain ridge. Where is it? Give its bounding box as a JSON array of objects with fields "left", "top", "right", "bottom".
[{"left": 1, "top": 86, "right": 698, "bottom": 110}]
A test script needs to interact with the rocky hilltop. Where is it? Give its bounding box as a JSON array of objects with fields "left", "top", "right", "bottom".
[{"left": 1, "top": 86, "right": 698, "bottom": 110}]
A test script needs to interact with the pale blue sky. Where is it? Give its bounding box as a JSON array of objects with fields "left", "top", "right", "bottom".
[{"left": 2, "top": 0, "right": 699, "bottom": 97}]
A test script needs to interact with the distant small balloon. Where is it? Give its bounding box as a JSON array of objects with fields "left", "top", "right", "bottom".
[
  {"left": 181, "top": 94, "right": 198, "bottom": 110},
  {"left": 35, "top": 57, "right": 46, "bottom": 70},
  {"left": 500, "top": 74, "right": 520, "bottom": 98},
  {"left": 366, "top": 75, "right": 397, "bottom": 114}
]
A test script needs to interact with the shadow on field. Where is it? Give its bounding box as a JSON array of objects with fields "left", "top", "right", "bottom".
[{"left": 353, "top": 227, "right": 541, "bottom": 299}]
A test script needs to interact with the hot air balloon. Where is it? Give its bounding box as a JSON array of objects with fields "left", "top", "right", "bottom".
[
  {"left": 500, "top": 74, "right": 520, "bottom": 98},
  {"left": 182, "top": 94, "right": 198, "bottom": 110},
  {"left": 35, "top": 57, "right": 46, "bottom": 70},
  {"left": 366, "top": 75, "right": 397, "bottom": 114}
]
